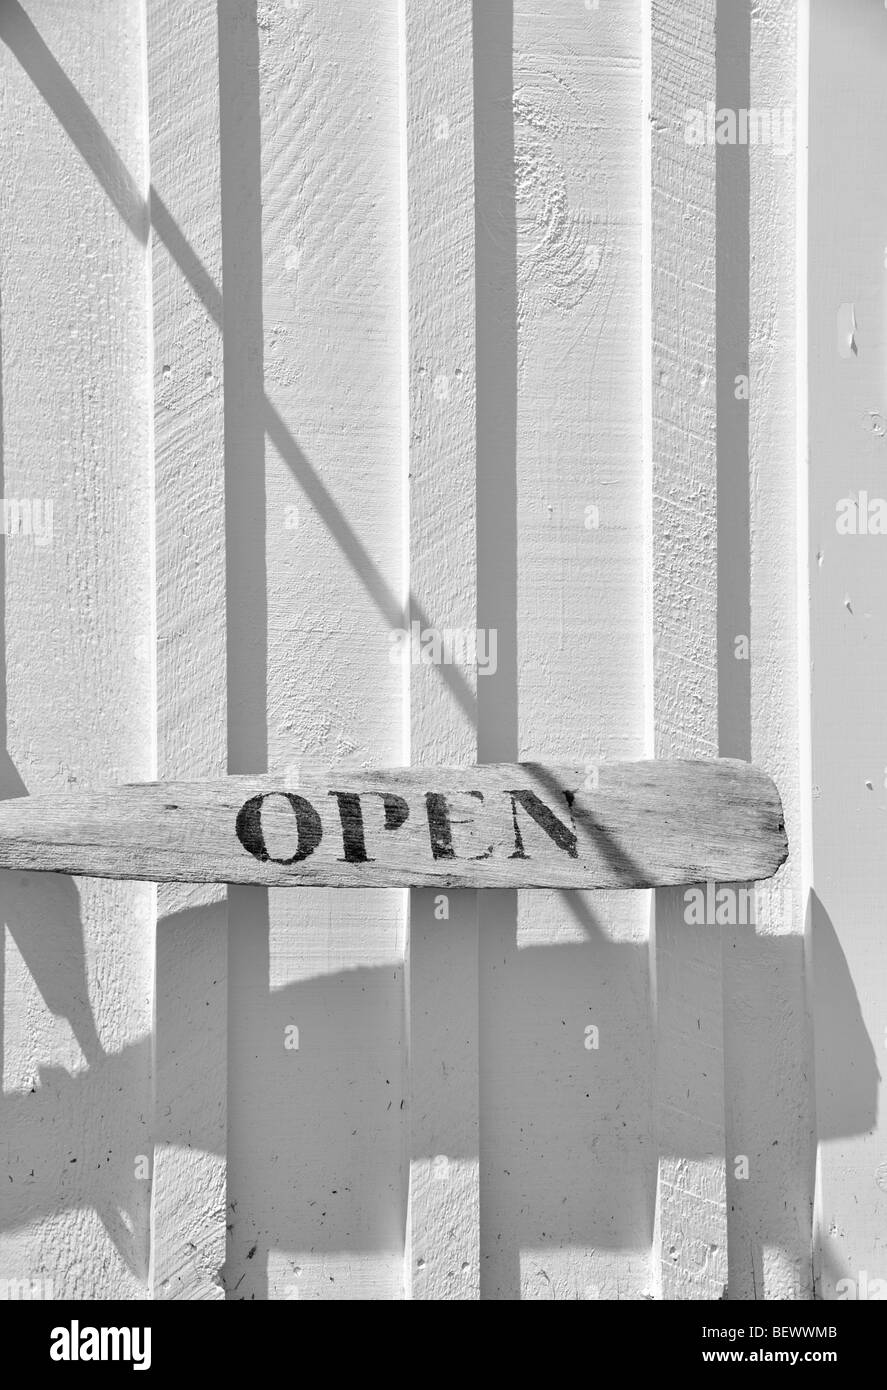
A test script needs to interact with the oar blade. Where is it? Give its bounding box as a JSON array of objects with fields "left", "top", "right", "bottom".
[{"left": 0, "top": 759, "right": 787, "bottom": 889}]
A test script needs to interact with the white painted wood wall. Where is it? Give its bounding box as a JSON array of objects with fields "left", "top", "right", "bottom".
[{"left": 0, "top": 0, "right": 882, "bottom": 1300}]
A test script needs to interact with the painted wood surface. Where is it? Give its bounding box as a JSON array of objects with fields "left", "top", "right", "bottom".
[
  {"left": 723, "top": 0, "right": 813, "bottom": 1301},
  {"left": 221, "top": 0, "right": 406, "bottom": 1301},
  {"left": 807, "top": 0, "right": 887, "bottom": 1302},
  {"left": 0, "top": 0, "right": 881, "bottom": 1302},
  {"left": 146, "top": 0, "right": 228, "bottom": 1301},
  {"left": 0, "top": 760, "right": 787, "bottom": 888},
  {"left": 646, "top": 0, "right": 727, "bottom": 1301},
  {"left": 401, "top": 0, "right": 480, "bottom": 1299},
  {"left": 0, "top": 0, "right": 154, "bottom": 1299},
  {"left": 476, "top": 0, "right": 652, "bottom": 1301}
]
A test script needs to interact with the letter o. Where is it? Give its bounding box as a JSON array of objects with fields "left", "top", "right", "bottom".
[{"left": 236, "top": 792, "right": 323, "bottom": 864}]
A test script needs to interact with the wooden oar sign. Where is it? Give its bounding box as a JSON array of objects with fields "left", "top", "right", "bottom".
[{"left": 0, "top": 759, "right": 786, "bottom": 888}]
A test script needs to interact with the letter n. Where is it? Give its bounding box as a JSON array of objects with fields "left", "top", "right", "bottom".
[{"left": 507, "top": 789, "right": 578, "bottom": 859}]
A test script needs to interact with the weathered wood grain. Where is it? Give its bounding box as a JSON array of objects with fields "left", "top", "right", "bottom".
[{"left": 0, "top": 760, "right": 786, "bottom": 889}]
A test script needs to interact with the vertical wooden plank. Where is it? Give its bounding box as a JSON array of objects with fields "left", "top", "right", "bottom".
[
  {"left": 223, "top": 0, "right": 406, "bottom": 1301},
  {"left": 721, "top": 0, "right": 815, "bottom": 1301},
  {"left": 0, "top": 0, "right": 154, "bottom": 1298},
  {"left": 477, "top": 0, "right": 650, "bottom": 1300},
  {"left": 146, "top": 0, "right": 227, "bottom": 1299},
  {"left": 402, "top": 0, "right": 479, "bottom": 1300},
  {"left": 646, "top": 0, "right": 728, "bottom": 1300},
  {"left": 807, "top": 0, "right": 887, "bottom": 1302}
]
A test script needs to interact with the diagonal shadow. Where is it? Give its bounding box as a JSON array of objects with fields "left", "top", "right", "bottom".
[
  {"left": 524, "top": 762, "right": 650, "bottom": 886},
  {"left": 0, "top": 0, "right": 467, "bottom": 1300},
  {"left": 0, "top": 272, "right": 118, "bottom": 1275},
  {"left": 0, "top": 1, "right": 148, "bottom": 243},
  {"left": 0, "top": 266, "right": 104, "bottom": 1070},
  {"left": 0, "top": 0, "right": 475, "bottom": 732},
  {"left": 0, "top": 105, "right": 137, "bottom": 1278}
]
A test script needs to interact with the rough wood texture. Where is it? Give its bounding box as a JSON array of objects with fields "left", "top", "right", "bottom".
[
  {"left": 0, "top": 0, "right": 154, "bottom": 1299},
  {"left": 476, "top": 0, "right": 652, "bottom": 1302},
  {"left": 807, "top": 0, "right": 887, "bottom": 1302},
  {"left": 0, "top": 760, "right": 786, "bottom": 889},
  {"left": 221, "top": 0, "right": 406, "bottom": 1301},
  {"left": 647, "top": 0, "right": 728, "bottom": 1301},
  {"left": 146, "top": 0, "right": 227, "bottom": 1301},
  {"left": 402, "top": 0, "right": 480, "bottom": 1300}
]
